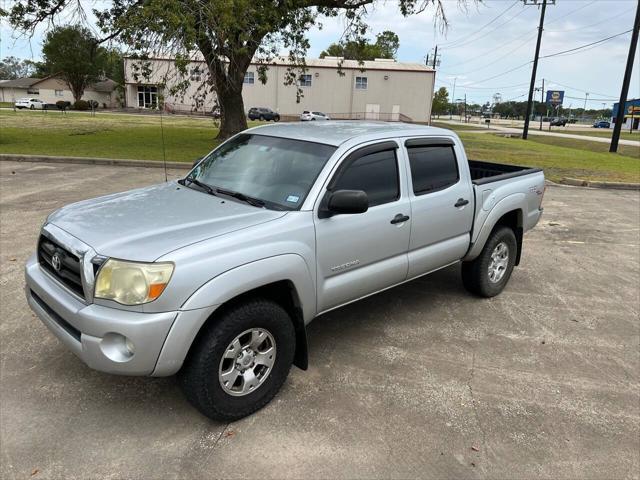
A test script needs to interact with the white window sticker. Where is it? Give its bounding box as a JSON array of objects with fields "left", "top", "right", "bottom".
[{"left": 286, "top": 195, "right": 300, "bottom": 203}]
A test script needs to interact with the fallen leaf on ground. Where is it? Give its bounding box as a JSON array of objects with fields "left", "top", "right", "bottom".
[
  {"left": 471, "top": 446, "right": 480, "bottom": 452},
  {"left": 224, "top": 430, "right": 235, "bottom": 437},
  {"left": 31, "top": 469, "right": 39, "bottom": 476}
]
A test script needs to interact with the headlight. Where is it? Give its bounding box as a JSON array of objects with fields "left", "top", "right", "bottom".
[{"left": 94, "top": 259, "right": 174, "bottom": 305}]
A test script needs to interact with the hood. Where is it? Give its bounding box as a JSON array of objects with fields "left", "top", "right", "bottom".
[{"left": 47, "top": 181, "right": 287, "bottom": 261}]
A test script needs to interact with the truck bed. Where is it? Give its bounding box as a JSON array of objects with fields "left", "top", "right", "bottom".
[{"left": 469, "top": 160, "right": 542, "bottom": 186}]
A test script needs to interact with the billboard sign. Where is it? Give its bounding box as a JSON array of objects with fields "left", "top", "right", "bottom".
[{"left": 546, "top": 90, "right": 564, "bottom": 107}]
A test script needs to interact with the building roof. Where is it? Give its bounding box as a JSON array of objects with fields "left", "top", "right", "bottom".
[
  {"left": 124, "top": 55, "right": 434, "bottom": 73},
  {"left": 246, "top": 121, "right": 453, "bottom": 147},
  {"left": 0, "top": 77, "right": 41, "bottom": 88}
]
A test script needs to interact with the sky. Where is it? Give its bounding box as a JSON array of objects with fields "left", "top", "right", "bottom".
[{"left": 2, "top": 0, "right": 639, "bottom": 109}]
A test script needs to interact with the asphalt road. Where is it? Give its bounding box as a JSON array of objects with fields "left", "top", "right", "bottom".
[{"left": 1, "top": 161, "right": 638, "bottom": 479}]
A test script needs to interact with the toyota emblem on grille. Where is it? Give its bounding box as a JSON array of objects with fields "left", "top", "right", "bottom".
[{"left": 51, "top": 252, "right": 62, "bottom": 272}]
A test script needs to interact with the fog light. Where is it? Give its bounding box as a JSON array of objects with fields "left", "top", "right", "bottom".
[
  {"left": 100, "top": 333, "right": 135, "bottom": 362},
  {"left": 125, "top": 337, "right": 135, "bottom": 356}
]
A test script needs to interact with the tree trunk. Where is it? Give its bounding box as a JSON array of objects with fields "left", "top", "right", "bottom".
[{"left": 216, "top": 82, "right": 248, "bottom": 140}]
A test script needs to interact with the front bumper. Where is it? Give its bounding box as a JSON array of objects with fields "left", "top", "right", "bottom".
[{"left": 25, "top": 253, "right": 178, "bottom": 375}]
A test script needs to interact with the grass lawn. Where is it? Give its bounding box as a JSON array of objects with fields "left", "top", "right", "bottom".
[
  {"left": 432, "top": 121, "right": 492, "bottom": 131},
  {"left": 0, "top": 110, "right": 257, "bottom": 163},
  {"left": 457, "top": 132, "right": 639, "bottom": 183},
  {"left": 1, "top": 110, "right": 638, "bottom": 183}
]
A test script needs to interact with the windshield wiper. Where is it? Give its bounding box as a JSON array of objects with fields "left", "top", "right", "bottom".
[
  {"left": 214, "top": 187, "right": 265, "bottom": 208},
  {"left": 179, "top": 177, "right": 217, "bottom": 197}
]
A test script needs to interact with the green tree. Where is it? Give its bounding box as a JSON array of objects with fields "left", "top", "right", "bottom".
[
  {"left": 0, "top": 56, "right": 35, "bottom": 79},
  {"left": 432, "top": 86, "right": 449, "bottom": 116},
  {"left": 10, "top": 0, "right": 470, "bottom": 139},
  {"left": 320, "top": 31, "right": 399, "bottom": 60},
  {"left": 41, "top": 26, "right": 108, "bottom": 103},
  {"left": 375, "top": 31, "right": 399, "bottom": 59}
]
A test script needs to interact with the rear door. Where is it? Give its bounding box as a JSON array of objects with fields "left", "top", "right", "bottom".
[
  {"left": 314, "top": 141, "right": 411, "bottom": 312},
  {"left": 403, "top": 138, "right": 474, "bottom": 279}
]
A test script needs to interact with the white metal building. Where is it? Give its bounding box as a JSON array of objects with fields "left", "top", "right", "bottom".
[{"left": 123, "top": 56, "right": 435, "bottom": 122}]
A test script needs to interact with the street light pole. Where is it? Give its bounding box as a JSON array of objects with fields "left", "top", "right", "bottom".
[
  {"left": 450, "top": 78, "right": 457, "bottom": 120},
  {"left": 539, "top": 78, "right": 545, "bottom": 130}
]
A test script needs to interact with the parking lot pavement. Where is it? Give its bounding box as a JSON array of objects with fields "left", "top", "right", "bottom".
[{"left": 1, "top": 160, "right": 638, "bottom": 479}]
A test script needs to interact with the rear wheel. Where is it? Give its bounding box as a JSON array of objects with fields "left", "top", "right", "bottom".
[
  {"left": 462, "top": 226, "right": 517, "bottom": 298},
  {"left": 179, "top": 299, "right": 296, "bottom": 421},
  {"left": 30, "top": 104, "right": 35, "bottom": 110}
]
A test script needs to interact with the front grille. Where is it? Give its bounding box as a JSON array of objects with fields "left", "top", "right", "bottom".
[
  {"left": 38, "top": 235, "right": 85, "bottom": 298},
  {"left": 30, "top": 290, "right": 81, "bottom": 341}
]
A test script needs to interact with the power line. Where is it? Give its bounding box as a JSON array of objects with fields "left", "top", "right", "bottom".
[
  {"left": 546, "top": 9, "right": 632, "bottom": 33},
  {"left": 441, "top": 31, "right": 538, "bottom": 76},
  {"left": 438, "top": 0, "right": 520, "bottom": 48},
  {"left": 545, "top": 80, "right": 618, "bottom": 99},
  {"left": 540, "top": 29, "right": 633, "bottom": 58},
  {"left": 442, "top": 6, "right": 529, "bottom": 51}
]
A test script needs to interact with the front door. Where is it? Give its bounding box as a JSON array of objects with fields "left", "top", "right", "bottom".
[
  {"left": 314, "top": 142, "right": 411, "bottom": 313},
  {"left": 403, "top": 138, "right": 474, "bottom": 279}
]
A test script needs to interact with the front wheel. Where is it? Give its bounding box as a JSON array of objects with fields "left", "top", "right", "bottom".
[
  {"left": 462, "top": 226, "right": 517, "bottom": 298},
  {"left": 179, "top": 299, "right": 296, "bottom": 421}
]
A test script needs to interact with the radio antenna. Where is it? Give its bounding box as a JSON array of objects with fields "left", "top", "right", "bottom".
[{"left": 159, "top": 107, "right": 168, "bottom": 182}]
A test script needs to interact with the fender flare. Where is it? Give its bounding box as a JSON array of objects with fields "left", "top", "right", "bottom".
[
  {"left": 464, "top": 193, "right": 524, "bottom": 261},
  {"left": 153, "top": 255, "right": 315, "bottom": 376}
]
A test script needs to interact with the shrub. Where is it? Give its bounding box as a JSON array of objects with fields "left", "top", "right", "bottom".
[
  {"left": 74, "top": 100, "right": 89, "bottom": 111},
  {"left": 56, "top": 100, "right": 71, "bottom": 111}
]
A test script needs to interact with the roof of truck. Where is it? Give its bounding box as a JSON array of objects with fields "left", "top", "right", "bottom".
[{"left": 247, "top": 121, "right": 454, "bottom": 146}]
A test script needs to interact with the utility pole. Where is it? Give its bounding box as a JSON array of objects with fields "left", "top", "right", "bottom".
[
  {"left": 583, "top": 92, "right": 589, "bottom": 120},
  {"left": 522, "top": 0, "right": 555, "bottom": 140},
  {"left": 450, "top": 77, "right": 457, "bottom": 120},
  {"left": 464, "top": 93, "right": 467, "bottom": 123},
  {"left": 539, "top": 78, "right": 545, "bottom": 130},
  {"left": 611, "top": 0, "right": 640, "bottom": 152},
  {"left": 433, "top": 45, "right": 438, "bottom": 69}
]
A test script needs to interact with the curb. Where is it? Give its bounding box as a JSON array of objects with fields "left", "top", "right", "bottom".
[
  {"left": 0, "top": 154, "right": 192, "bottom": 170},
  {"left": 561, "top": 177, "right": 640, "bottom": 190}
]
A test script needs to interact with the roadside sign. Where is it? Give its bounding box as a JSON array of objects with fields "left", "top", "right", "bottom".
[{"left": 545, "top": 90, "right": 564, "bottom": 107}]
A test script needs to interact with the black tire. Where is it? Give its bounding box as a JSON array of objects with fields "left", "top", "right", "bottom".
[
  {"left": 179, "top": 299, "right": 296, "bottom": 422},
  {"left": 30, "top": 105, "right": 35, "bottom": 110},
  {"left": 274, "top": 115, "right": 280, "bottom": 122},
  {"left": 461, "top": 226, "right": 517, "bottom": 298}
]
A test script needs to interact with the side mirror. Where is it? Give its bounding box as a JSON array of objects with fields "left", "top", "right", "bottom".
[{"left": 325, "top": 189, "right": 368, "bottom": 216}]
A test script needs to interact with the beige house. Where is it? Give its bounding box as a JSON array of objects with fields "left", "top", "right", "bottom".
[
  {"left": 0, "top": 75, "right": 119, "bottom": 107},
  {"left": 123, "top": 56, "right": 435, "bottom": 122}
]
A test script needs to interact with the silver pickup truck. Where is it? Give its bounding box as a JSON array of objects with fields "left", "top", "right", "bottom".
[{"left": 25, "top": 122, "right": 544, "bottom": 420}]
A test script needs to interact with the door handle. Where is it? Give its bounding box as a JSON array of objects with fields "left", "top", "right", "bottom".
[
  {"left": 454, "top": 198, "right": 469, "bottom": 208},
  {"left": 390, "top": 214, "right": 410, "bottom": 224}
]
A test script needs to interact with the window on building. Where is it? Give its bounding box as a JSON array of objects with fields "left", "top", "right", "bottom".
[
  {"left": 137, "top": 85, "right": 159, "bottom": 108},
  {"left": 299, "top": 74, "right": 312, "bottom": 87},
  {"left": 332, "top": 148, "right": 399, "bottom": 207},
  {"left": 54, "top": 90, "right": 64, "bottom": 97},
  {"left": 355, "top": 77, "right": 367, "bottom": 90},
  {"left": 27, "top": 88, "right": 39, "bottom": 95},
  {"left": 190, "top": 67, "right": 202, "bottom": 82},
  {"left": 244, "top": 71, "right": 255, "bottom": 84},
  {"left": 407, "top": 145, "right": 459, "bottom": 195}
]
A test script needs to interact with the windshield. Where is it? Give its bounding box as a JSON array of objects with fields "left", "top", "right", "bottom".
[{"left": 189, "top": 134, "right": 336, "bottom": 210}]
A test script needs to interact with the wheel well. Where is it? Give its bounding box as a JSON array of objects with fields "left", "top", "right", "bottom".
[
  {"left": 494, "top": 209, "right": 524, "bottom": 265},
  {"left": 186, "top": 281, "right": 308, "bottom": 371}
]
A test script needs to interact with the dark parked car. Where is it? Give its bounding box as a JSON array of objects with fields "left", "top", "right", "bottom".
[
  {"left": 248, "top": 107, "right": 280, "bottom": 122},
  {"left": 593, "top": 120, "right": 611, "bottom": 128},
  {"left": 549, "top": 117, "right": 568, "bottom": 127}
]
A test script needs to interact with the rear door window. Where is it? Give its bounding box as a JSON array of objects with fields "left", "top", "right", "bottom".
[{"left": 407, "top": 145, "right": 459, "bottom": 195}]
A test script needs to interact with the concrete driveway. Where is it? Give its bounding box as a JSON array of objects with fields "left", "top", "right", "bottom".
[{"left": 1, "top": 161, "right": 638, "bottom": 479}]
